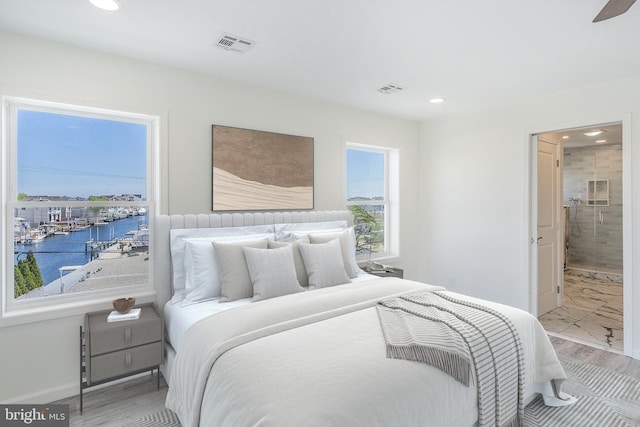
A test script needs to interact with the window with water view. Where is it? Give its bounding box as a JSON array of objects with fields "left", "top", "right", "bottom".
[{"left": 5, "top": 99, "right": 156, "bottom": 310}]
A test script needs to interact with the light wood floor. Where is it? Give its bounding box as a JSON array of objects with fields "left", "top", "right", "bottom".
[
  {"left": 57, "top": 337, "right": 640, "bottom": 426},
  {"left": 56, "top": 372, "right": 168, "bottom": 426}
]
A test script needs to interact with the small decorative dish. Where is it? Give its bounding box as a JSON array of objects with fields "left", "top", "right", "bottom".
[{"left": 113, "top": 297, "right": 136, "bottom": 314}]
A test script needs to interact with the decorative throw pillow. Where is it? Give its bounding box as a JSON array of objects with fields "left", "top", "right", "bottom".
[
  {"left": 308, "top": 228, "right": 360, "bottom": 278},
  {"left": 298, "top": 238, "right": 351, "bottom": 289},
  {"left": 213, "top": 238, "right": 269, "bottom": 302},
  {"left": 243, "top": 245, "right": 305, "bottom": 302},
  {"left": 268, "top": 236, "right": 310, "bottom": 287}
]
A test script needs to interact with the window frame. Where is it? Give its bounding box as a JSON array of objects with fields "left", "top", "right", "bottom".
[
  {"left": 345, "top": 142, "right": 399, "bottom": 262},
  {"left": 1, "top": 96, "right": 159, "bottom": 322}
]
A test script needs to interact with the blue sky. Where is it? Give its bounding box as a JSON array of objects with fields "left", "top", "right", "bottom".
[
  {"left": 17, "top": 110, "right": 147, "bottom": 199},
  {"left": 17, "top": 110, "right": 379, "bottom": 201},
  {"left": 346, "top": 148, "right": 384, "bottom": 199}
]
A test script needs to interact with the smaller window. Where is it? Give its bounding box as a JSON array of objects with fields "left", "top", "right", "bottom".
[{"left": 345, "top": 143, "right": 399, "bottom": 264}]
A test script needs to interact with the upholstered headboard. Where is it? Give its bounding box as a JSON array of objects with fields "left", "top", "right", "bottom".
[{"left": 153, "top": 210, "right": 353, "bottom": 309}]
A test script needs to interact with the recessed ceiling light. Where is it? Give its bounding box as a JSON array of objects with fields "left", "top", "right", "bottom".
[
  {"left": 429, "top": 98, "right": 445, "bottom": 104},
  {"left": 584, "top": 130, "right": 603, "bottom": 137},
  {"left": 596, "top": 139, "right": 607, "bottom": 143},
  {"left": 90, "top": 0, "right": 121, "bottom": 11}
]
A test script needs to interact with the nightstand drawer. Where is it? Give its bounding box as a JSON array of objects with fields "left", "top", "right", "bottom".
[
  {"left": 90, "top": 319, "right": 161, "bottom": 356},
  {"left": 90, "top": 341, "right": 162, "bottom": 383},
  {"left": 366, "top": 268, "right": 404, "bottom": 279}
]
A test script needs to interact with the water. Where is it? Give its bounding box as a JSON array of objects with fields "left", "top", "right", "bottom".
[{"left": 14, "top": 215, "right": 148, "bottom": 286}]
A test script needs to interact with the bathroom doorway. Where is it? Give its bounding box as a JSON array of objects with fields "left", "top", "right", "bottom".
[{"left": 536, "top": 123, "right": 624, "bottom": 353}]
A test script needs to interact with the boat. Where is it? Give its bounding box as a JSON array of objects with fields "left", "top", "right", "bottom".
[{"left": 25, "top": 228, "right": 46, "bottom": 244}]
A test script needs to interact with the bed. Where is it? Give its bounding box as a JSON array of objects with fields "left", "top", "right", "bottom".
[{"left": 154, "top": 210, "right": 574, "bottom": 427}]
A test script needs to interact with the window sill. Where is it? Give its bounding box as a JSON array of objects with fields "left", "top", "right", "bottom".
[{"left": 0, "top": 289, "right": 156, "bottom": 328}]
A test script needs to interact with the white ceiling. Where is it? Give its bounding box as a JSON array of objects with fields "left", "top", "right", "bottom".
[
  {"left": 2, "top": 0, "right": 640, "bottom": 120},
  {"left": 539, "top": 123, "right": 623, "bottom": 148}
]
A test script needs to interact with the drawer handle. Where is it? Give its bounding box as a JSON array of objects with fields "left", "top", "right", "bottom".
[
  {"left": 125, "top": 352, "right": 132, "bottom": 367},
  {"left": 124, "top": 327, "right": 131, "bottom": 343}
]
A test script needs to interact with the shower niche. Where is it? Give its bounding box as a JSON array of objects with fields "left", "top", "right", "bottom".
[{"left": 586, "top": 179, "right": 609, "bottom": 206}]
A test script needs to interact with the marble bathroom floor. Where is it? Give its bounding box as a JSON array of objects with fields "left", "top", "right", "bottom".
[{"left": 538, "top": 270, "right": 623, "bottom": 353}]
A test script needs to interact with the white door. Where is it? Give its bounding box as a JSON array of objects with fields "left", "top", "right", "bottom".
[{"left": 537, "top": 139, "right": 561, "bottom": 316}]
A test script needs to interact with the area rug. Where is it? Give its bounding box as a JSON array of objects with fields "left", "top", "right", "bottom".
[
  {"left": 125, "top": 358, "right": 640, "bottom": 427},
  {"left": 121, "top": 408, "right": 180, "bottom": 427},
  {"left": 524, "top": 358, "right": 640, "bottom": 426}
]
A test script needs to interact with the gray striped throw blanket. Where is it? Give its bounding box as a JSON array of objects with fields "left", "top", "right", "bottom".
[{"left": 377, "top": 291, "right": 524, "bottom": 427}]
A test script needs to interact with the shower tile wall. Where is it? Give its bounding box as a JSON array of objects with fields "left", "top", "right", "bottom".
[{"left": 563, "top": 145, "right": 622, "bottom": 273}]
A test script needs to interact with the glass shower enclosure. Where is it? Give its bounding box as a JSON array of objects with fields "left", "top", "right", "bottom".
[{"left": 563, "top": 143, "right": 623, "bottom": 274}]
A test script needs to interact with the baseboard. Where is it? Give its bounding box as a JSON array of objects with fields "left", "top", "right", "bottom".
[{"left": 3, "top": 381, "right": 78, "bottom": 405}]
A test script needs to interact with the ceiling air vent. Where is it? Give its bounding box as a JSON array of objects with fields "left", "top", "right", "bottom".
[
  {"left": 377, "top": 83, "right": 405, "bottom": 94},
  {"left": 215, "top": 33, "right": 256, "bottom": 53}
]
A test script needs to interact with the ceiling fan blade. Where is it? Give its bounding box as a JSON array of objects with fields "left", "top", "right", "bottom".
[{"left": 593, "top": 0, "right": 636, "bottom": 22}]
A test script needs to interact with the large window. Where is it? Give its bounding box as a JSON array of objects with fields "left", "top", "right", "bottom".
[
  {"left": 346, "top": 143, "right": 399, "bottom": 263},
  {"left": 2, "top": 97, "right": 158, "bottom": 316}
]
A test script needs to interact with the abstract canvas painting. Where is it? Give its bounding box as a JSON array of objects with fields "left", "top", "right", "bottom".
[{"left": 212, "top": 125, "right": 314, "bottom": 211}]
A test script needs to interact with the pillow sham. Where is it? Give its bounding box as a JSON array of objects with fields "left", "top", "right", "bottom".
[
  {"left": 274, "top": 220, "right": 347, "bottom": 241},
  {"left": 298, "top": 238, "right": 351, "bottom": 289},
  {"left": 169, "top": 225, "right": 274, "bottom": 304},
  {"left": 308, "top": 227, "right": 361, "bottom": 278},
  {"left": 268, "top": 236, "right": 310, "bottom": 287},
  {"left": 182, "top": 239, "right": 220, "bottom": 306},
  {"left": 243, "top": 245, "right": 305, "bottom": 302},
  {"left": 214, "top": 238, "right": 269, "bottom": 302}
]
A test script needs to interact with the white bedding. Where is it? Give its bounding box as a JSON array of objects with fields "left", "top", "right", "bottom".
[
  {"left": 164, "top": 297, "right": 251, "bottom": 351},
  {"left": 165, "top": 277, "right": 570, "bottom": 427},
  {"left": 163, "top": 272, "right": 379, "bottom": 351}
]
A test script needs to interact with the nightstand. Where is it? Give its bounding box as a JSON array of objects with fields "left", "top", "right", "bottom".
[
  {"left": 366, "top": 268, "right": 404, "bottom": 278},
  {"left": 80, "top": 303, "right": 163, "bottom": 413}
]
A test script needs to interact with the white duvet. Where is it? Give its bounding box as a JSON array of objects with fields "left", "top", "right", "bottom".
[{"left": 165, "top": 278, "right": 568, "bottom": 427}]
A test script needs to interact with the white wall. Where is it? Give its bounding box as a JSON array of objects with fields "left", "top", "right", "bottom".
[
  {"left": 0, "top": 31, "right": 421, "bottom": 403},
  {"left": 418, "top": 75, "right": 640, "bottom": 359}
]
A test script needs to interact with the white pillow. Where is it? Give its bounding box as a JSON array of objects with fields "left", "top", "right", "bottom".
[
  {"left": 268, "top": 236, "right": 310, "bottom": 287},
  {"left": 244, "top": 245, "right": 305, "bottom": 302},
  {"left": 308, "top": 227, "right": 361, "bottom": 278},
  {"left": 298, "top": 239, "right": 351, "bottom": 289},
  {"left": 274, "top": 220, "right": 347, "bottom": 241},
  {"left": 182, "top": 239, "right": 220, "bottom": 306},
  {"left": 214, "top": 238, "right": 269, "bottom": 302},
  {"left": 169, "top": 225, "right": 275, "bottom": 304}
]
